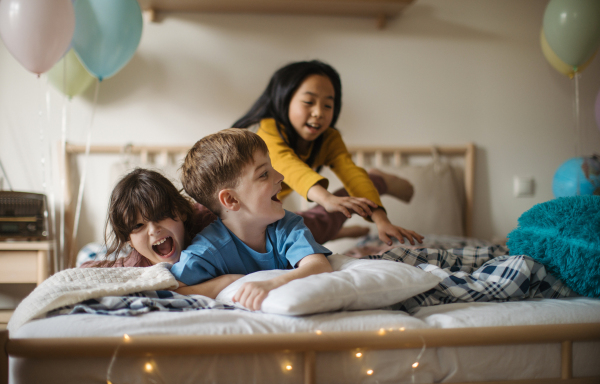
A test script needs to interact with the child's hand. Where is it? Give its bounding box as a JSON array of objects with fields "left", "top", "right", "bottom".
[
  {"left": 233, "top": 280, "right": 279, "bottom": 311},
  {"left": 371, "top": 209, "right": 424, "bottom": 246},
  {"left": 232, "top": 254, "right": 332, "bottom": 311},
  {"left": 308, "top": 183, "right": 378, "bottom": 218},
  {"left": 321, "top": 194, "right": 378, "bottom": 218}
]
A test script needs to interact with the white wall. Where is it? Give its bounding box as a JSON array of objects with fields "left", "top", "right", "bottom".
[{"left": 1, "top": 0, "right": 600, "bottom": 251}]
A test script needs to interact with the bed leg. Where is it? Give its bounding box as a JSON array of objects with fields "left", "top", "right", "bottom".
[
  {"left": 304, "top": 350, "right": 315, "bottom": 384},
  {"left": 0, "top": 330, "right": 7, "bottom": 384},
  {"left": 561, "top": 340, "right": 573, "bottom": 379}
]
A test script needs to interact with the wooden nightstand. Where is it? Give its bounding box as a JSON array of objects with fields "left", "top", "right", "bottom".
[{"left": 0, "top": 241, "right": 51, "bottom": 327}]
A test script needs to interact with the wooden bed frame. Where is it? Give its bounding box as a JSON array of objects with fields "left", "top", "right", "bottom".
[
  {"left": 1, "top": 141, "right": 599, "bottom": 384},
  {"left": 58, "top": 142, "right": 476, "bottom": 269},
  {"left": 2, "top": 323, "right": 599, "bottom": 384}
]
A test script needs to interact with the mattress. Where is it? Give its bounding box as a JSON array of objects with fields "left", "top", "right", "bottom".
[{"left": 10, "top": 297, "right": 600, "bottom": 384}]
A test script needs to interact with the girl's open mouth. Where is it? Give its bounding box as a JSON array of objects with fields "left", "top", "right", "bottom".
[
  {"left": 152, "top": 236, "right": 175, "bottom": 258},
  {"left": 305, "top": 123, "right": 321, "bottom": 132}
]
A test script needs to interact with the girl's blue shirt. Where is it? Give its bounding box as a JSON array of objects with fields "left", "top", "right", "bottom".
[{"left": 170, "top": 210, "right": 331, "bottom": 286}]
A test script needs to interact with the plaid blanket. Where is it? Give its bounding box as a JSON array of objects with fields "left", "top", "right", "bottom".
[
  {"left": 361, "top": 245, "right": 577, "bottom": 313},
  {"left": 49, "top": 246, "right": 576, "bottom": 318},
  {"left": 47, "top": 290, "right": 235, "bottom": 318},
  {"left": 344, "top": 234, "right": 494, "bottom": 258}
]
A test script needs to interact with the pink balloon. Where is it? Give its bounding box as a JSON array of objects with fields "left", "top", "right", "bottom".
[{"left": 0, "top": 0, "right": 75, "bottom": 75}]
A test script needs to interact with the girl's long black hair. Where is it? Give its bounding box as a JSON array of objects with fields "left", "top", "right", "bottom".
[{"left": 232, "top": 60, "right": 342, "bottom": 168}]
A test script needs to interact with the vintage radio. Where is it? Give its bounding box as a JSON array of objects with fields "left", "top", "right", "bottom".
[{"left": 0, "top": 191, "right": 48, "bottom": 241}]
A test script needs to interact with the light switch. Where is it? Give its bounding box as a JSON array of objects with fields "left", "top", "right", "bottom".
[{"left": 513, "top": 176, "right": 534, "bottom": 197}]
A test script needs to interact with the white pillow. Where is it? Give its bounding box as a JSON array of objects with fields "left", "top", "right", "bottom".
[{"left": 216, "top": 254, "right": 441, "bottom": 315}]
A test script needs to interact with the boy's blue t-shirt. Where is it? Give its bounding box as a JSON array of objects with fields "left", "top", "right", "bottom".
[{"left": 170, "top": 210, "right": 331, "bottom": 285}]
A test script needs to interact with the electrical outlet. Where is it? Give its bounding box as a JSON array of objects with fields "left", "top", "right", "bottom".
[{"left": 513, "top": 176, "right": 534, "bottom": 197}]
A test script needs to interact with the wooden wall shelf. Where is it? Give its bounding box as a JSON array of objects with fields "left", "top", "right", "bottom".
[{"left": 137, "top": 0, "right": 416, "bottom": 28}]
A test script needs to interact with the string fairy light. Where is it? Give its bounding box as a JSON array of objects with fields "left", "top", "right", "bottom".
[
  {"left": 105, "top": 334, "right": 168, "bottom": 383},
  {"left": 105, "top": 342, "right": 122, "bottom": 383},
  {"left": 410, "top": 335, "right": 427, "bottom": 382},
  {"left": 285, "top": 365, "right": 293, "bottom": 371},
  {"left": 106, "top": 334, "right": 130, "bottom": 383},
  {"left": 306, "top": 326, "right": 426, "bottom": 382}
]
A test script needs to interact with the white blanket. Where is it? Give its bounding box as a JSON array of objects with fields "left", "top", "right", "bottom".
[{"left": 7, "top": 262, "right": 178, "bottom": 333}]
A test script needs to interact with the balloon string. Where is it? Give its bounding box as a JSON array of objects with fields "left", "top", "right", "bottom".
[
  {"left": 44, "top": 79, "right": 59, "bottom": 275},
  {"left": 37, "top": 78, "right": 47, "bottom": 193},
  {"left": 58, "top": 58, "right": 69, "bottom": 272},
  {"left": 37, "top": 77, "right": 55, "bottom": 277},
  {"left": 573, "top": 72, "right": 582, "bottom": 195},
  {"left": 0, "top": 160, "right": 12, "bottom": 190},
  {"left": 574, "top": 72, "right": 581, "bottom": 158},
  {"left": 59, "top": 100, "right": 68, "bottom": 271},
  {"left": 71, "top": 78, "right": 100, "bottom": 266}
]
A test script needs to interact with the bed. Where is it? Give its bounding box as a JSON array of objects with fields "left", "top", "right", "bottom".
[{"left": 1, "top": 142, "right": 599, "bottom": 384}]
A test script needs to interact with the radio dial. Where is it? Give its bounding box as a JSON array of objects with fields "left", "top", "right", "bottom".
[{"left": 27, "top": 223, "right": 36, "bottom": 232}]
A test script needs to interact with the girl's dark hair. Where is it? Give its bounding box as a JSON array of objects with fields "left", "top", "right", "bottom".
[
  {"left": 101, "top": 168, "right": 196, "bottom": 267},
  {"left": 232, "top": 60, "right": 342, "bottom": 168}
]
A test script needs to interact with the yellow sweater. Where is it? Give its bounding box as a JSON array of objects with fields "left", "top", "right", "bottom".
[{"left": 256, "top": 118, "right": 383, "bottom": 207}]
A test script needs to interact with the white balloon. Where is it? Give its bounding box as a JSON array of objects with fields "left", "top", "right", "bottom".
[{"left": 0, "top": 0, "right": 75, "bottom": 74}]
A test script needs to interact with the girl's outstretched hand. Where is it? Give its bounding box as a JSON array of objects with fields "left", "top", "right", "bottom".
[
  {"left": 321, "top": 194, "right": 379, "bottom": 218},
  {"left": 371, "top": 209, "right": 424, "bottom": 246},
  {"left": 307, "top": 183, "right": 378, "bottom": 218}
]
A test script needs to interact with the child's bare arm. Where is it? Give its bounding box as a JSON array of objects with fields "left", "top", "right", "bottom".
[
  {"left": 174, "top": 274, "right": 244, "bottom": 299},
  {"left": 233, "top": 253, "right": 332, "bottom": 311}
]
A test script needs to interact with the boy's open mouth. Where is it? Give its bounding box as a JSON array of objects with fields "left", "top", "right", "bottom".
[
  {"left": 152, "top": 236, "right": 174, "bottom": 257},
  {"left": 271, "top": 191, "right": 281, "bottom": 202}
]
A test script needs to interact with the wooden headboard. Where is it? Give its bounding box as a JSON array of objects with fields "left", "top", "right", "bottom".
[{"left": 61, "top": 142, "right": 475, "bottom": 269}]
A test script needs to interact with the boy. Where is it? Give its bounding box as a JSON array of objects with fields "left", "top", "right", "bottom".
[{"left": 171, "top": 128, "right": 333, "bottom": 311}]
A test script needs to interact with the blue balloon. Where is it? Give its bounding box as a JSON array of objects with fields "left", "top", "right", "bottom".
[
  {"left": 72, "top": 0, "right": 142, "bottom": 81},
  {"left": 552, "top": 157, "right": 600, "bottom": 197}
]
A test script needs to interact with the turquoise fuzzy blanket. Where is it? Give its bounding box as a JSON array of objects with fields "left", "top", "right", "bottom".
[{"left": 507, "top": 196, "right": 600, "bottom": 298}]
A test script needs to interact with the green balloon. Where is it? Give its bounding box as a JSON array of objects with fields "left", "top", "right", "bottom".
[
  {"left": 47, "top": 49, "right": 96, "bottom": 98},
  {"left": 543, "top": 0, "right": 600, "bottom": 67}
]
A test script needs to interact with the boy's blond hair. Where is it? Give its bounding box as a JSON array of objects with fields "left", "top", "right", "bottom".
[{"left": 181, "top": 128, "right": 269, "bottom": 215}]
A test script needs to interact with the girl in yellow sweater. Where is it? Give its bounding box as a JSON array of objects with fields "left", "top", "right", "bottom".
[{"left": 233, "top": 60, "right": 423, "bottom": 246}]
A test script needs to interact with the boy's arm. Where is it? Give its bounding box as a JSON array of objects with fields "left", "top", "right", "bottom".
[
  {"left": 233, "top": 253, "right": 332, "bottom": 311},
  {"left": 174, "top": 274, "right": 244, "bottom": 299}
]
